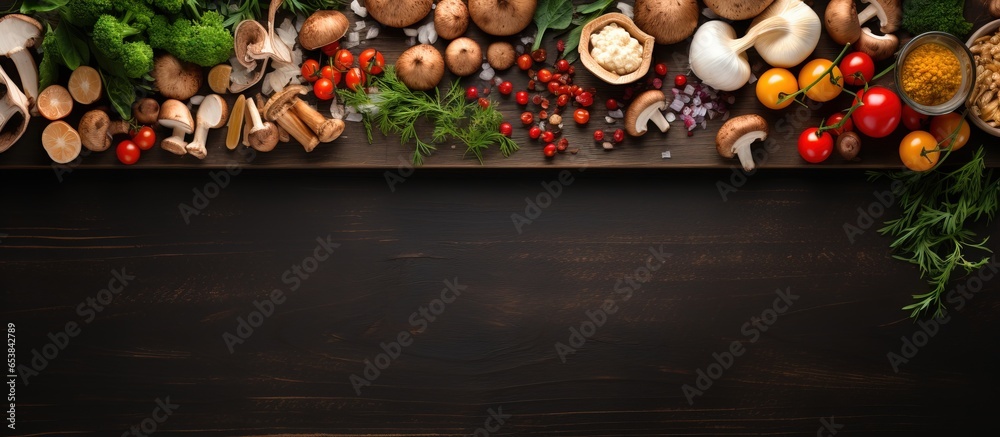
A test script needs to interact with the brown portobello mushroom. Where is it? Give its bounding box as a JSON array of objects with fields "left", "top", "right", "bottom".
[
  {"left": 298, "top": 10, "right": 350, "bottom": 50},
  {"left": 468, "top": 0, "right": 537, "bottom": 36},
  {"left": 435, "top": 0, "right": 469, "bottom": 40},
  {"left": 486, "top": 42, "right": 516, "bottom": 70},
  {"left": 78, "top": 110, "right": 111, "bottom": 152},
  {"left": 824, "top": 0, "right": 901, "bottom": 60},
  {"left": 366, "top": 0, "right": 433, "bottom": 28},
  {"left": 624, "top": 90, "right": 670, "bottom": 137},
  {"left": 396, "top": 44, "right": 446, "bottom": 91},
  {"left": 633, "top": 0, "right": 699, "bottom": 45},
  {"left": 132, "top": 98, "right": 160, "bottom": 126},
  {"left": 445, "top": 37, "right": 483, "bottom": 77},
  {"left": 704, "top": 0, "right": 776, "bottom": 20}
]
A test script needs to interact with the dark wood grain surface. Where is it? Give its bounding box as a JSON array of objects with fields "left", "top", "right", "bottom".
[
  {"left": 1, "top": 1, "right": 999, "bottom": 170},
  {"left": 2, "top": 168, "right": 999, "bottom": 435}
]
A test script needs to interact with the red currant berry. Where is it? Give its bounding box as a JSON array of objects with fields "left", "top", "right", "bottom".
[
  {"left": 593, "top": 130, "right": 604, "bottom": 141},
  {"left": 556, "top": 39, "right": 566, "bottom": 52},
  {"left": 478, "top": 97, "right": 490, "bottom": 109},
  {"left": 557, "top": 94, "right": 570, "bottom": 107},
  {"left": 654, "top": 63, "right": 667, "bottom": 76},
  {"left": 613, "top": 128, "right": 625, "bottom": 143},
  {"left": 674, "top": 75, "right": 687, "bottom": 87},
  {"left": 556, "top": 138, "right": 569, "bottom": 151},
  {"left": 499, "top": 122, "right": 513, "bottom": 137},
  {"left": 528, "top": 126, "right": 542, "bottom": 139},
  {"left": 466, "top": 86, "right": 478, "bottom": 99},
  {"left": 606, "top": 99, "right": 619, "bottom": 111},
  {"left": 575, "top": 91, "right": 593, "bottom": 107},
  {"left": 541, "top": 131, "right": 555, "bottom": 143},
  {"left": 556, "top": 59, "right": 570, "bottom": 72},
  {"left": 543, "top": 143, "right": 557, "bottom": 158}
]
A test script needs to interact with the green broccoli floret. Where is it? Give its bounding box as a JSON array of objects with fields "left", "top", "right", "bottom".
[
  {"left": 147, "top": 11, "right": 234, "bottom": 67},
  {"left": 92, "top": 14, "right": 154, "bottom": 78},
  {"left": 902, "top": 0, "right": 973, "bottom": 37},
  {"left": 62, "top": 0, "right": 113, "bottom": 28},
  {"left": 144, "top": 0, "right": 183, "bottom": 14},
  {"left": 111, "top": 0, "right": 155, "bottom": 31}
]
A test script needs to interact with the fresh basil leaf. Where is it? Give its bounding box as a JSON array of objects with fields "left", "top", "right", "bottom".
[
  {"left": 576, "top": 0, "right": 614, "bottom": 15},
  {"left": 54, "top": 24, "right": 83, "bottom": 70},
  {"left": 19, "top": 0, "right": 68, "bottom": 13},
  {"left": 38, "top": 52, "right": 59, "bottom": 90},
  {"left": 562, "top": 25, "right": 584, "bottom": 62},
  {"left": 532, "top": 0, "right": 574, "bottom": 50}
]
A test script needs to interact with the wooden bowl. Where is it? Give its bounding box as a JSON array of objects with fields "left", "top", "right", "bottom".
[
  {"left": 578, "top": 13, "right": 655, "bottom": 85},
  {"left": 966, "top": 18, "right": 1000, "bottom": 137}
]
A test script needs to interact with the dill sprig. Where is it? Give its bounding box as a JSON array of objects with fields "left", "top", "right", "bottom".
[
  {"left": 868, "top": 146, "right": 1000, "bottom": 319},
  {"left": 338, "top": 66, "right": 519, "bottom": 165}
]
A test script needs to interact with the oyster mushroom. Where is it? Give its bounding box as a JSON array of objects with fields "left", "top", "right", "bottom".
[
  {"left": 445, "top": 37, "right": 482, "bottom": 76},
  {"left": 367, "top": 0, "right": 433, "bottom": 28},
  {"left": 396, "top": 44, "right": 445, "bottom": 90},
  {"left": 468, "top": 0, "right": 537, "bottom": 36},
  {"left": 159, "top": 99, "right": 194, "bottom": 156},
  {"left": 624, "top": 90, "right": 670, "bottom": 137},
  {"left": 0, "top": 14, "right": 43, "bottom": 114},
  {"left": 633, "top": 0, "right": 699, "bottom": 45},
  {"left": 298, "top": 10, "right": 350, "bottom": 50},
  {"left": 716, "top": 114, "right": 769, "bottom": 172},
  {"left": 435, "top": 0, "right": 469, "bottom": 40}
]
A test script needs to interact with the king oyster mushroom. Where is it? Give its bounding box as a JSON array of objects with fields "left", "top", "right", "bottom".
[
  {"left": 468, "top": 0, "right": 537, "bottom": 36},
  {"left": 396, "top": 44, "right": 446, "bottom": 90},
  {"left": 366, "top": 0, "right": 434, "bottom": 28},
  {"left": 633, "top": 0, "right": 700, "bottom": 45}
]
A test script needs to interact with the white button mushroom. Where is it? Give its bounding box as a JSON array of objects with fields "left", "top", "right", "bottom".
[
  {"left": 624, "top": 90, "right": 670, "bottom": 137},
  {"left": 715, "top": 114, "right": 770, "bottom": 172}
]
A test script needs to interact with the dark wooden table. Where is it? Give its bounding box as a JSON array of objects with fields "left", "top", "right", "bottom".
[{"left": 2, "top": 168, "right": 998, "bottom": 436}]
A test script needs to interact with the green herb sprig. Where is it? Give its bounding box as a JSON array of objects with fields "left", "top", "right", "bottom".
[
  {"left": 338, "top": 66, "right": 518, "bottom": 166},
  {"left": 869, "top": 147, "right": 1000, "bottom": 319}
]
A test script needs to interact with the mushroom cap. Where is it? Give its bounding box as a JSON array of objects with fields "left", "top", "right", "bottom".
[
  {"left": 624, "top": 90, "right": 667, "bottom": 136},
  {"left": 468, "top": 0, "right": 537, "bottom": 36},
  {"left": 78, "top": 110, "right": 111, "bottom": 152},
  {"left": 445, "top": 37, "right": 483, "bottom": 77},
  {"left": 234, "top": 20, "right": 270, "bottom": 68},
  {"left": 151, "top": 54, "right": 203, "bottom": 101},
  {"left": 716, "top": 114, "right": 769, "bottom": 171},
  {"left": 633, "top": 0, "right": 699, "bottom": 45},
  {"left": 249, "top": 122, "right": 279, "bottom": 152},
  {"left": 0, "top": 14, "right": 43, "bottom": 54},
  {"left": 856, "top": 29, "right": 898, "bottom": 61},
  {"left": 367, "top": 0, "right": 433, "bottom": 28},
  {"left": 159, "top": 99, "right": 195, "bottom": 134},
  {"left": 704, "top": 0, "right": 776, "bottom": 21},
  {"left": 263, "top": 86, "right": 303, "bottom": 121},
  {"left": 299, "top": 10, "right": 350, "bottom": 50},
  {"left": 132, "top": 98, "right": 160, "bottom": 125},
  {"left": 486, "top": 42, "right": 515, "bottom": 70},
  {"left": 824, "top": 0, "right": 862, "bottom": 45},
  {"left": 435, "top": 0, "right": 469, "bottom": 40},
  {"left": 395, "top": 44, "right": 445, "bottom": 91},
  {"left": 198, "top": 95, "right": 229, "bottom": 129}
]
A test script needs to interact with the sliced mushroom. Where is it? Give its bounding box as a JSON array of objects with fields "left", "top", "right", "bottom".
[
  {"left": 396, "top": 44, "right": 446, "bottom": 91},
  {"left": 716, "top": 114, "right": 769, "bottom": 172},
  {"left": 624, "top": 90, "right": 670, "bottom": 137},
  {"left": 468, "top": 0, "right": 537, "bottom": 36},
  {"left": 0, "top": 14, "right": 43, "bottom": 114},
  {"left": 246, "top": 97, "right": 279, "bottom": 152},
  {"left": 435, "top": 0, "right": 469, "bottom": 40},
  {"left": 704, "top": 0, "right": 776, "bottom": 21},
  {"left": 445, "top": 37, "right": 482, "bottom": 76},
  {"left": 633, "top": 0, "right": 699, "bottom": 45},
  {"left": 268, "top": 0, "right": 293, "bottom": 63},
  {"left": 186, "top": 95, "right": 228, "bottom": 159},
  {"left": 78, "top": 109, "right": 112, "bottom": 152},
  {"left": 159, "top": 99, "right": 194, "bottom": 156},
  {"left": 298, "top": 10, "right": 350, "bottom": 51},
  {"left": 367, "top": 0, "right": 433, "bottom": 28},
  {"left": 0, "top": 66, "right": 30, "bottom": 153},
  {"left": 234, "top": 20, "right": 273, "bottom": 68}
]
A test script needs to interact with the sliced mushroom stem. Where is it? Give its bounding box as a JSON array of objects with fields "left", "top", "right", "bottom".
[
  {"left": 291, "top": 100, "right": 345, "bottom": 142},
  {"left": 649, "top": 110, "right": 670, "bottom": 132},
  {"left": 735, "top": 143, "right": 756, "bottom": 172},
  {"left": 857, "top": 4, "right": 879, "bottom": 25},
  {"left": 10, "top": 50, "right": 38, "bottom": 114},
  {"left": 272, "top": 109, "right": 319, "bottom": 152},
  {"left": 162, "top": 127, "right": 190, "bottom": 155},
  {"left": 248, "top": 97, "right": 265, "bottom": 128}
]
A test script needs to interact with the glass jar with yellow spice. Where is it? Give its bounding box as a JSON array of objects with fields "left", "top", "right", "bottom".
[{"left": 895, "top": 32, "right": 976, "bottom": 115}]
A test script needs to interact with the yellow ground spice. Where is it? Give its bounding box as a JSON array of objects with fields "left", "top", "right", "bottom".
[{"left": 901, "top": 42, "right": 962, "bottom": 106}]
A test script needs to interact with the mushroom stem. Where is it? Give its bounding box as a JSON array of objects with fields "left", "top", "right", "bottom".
[
  {"left": 857, "top": 4, "right": 878, "bottom": 25},
  {"left": 187, "top": 120, "right": 212, "bottom": 159},
  {"left": 291, "top": 100, "right": 345, "bottom": 143},
  {"left": 270, "top": 108, "right": 319, "bottom": 152},
  {"left": 248, "top": 97, "right": 265, "bottom": 129},
  {"left": 163, "top": 126, "right": 189, "bottom": 155},
  {"left": 649, "top": 110, "right": 670, "bottom": 132},
  {"left": 10, "top": 50, "right": 38, "bottom": 114},
  {"left": 735, "top": 143, "right": 756, "bottom": 172}
]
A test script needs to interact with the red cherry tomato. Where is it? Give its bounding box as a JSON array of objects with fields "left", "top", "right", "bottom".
[
  {"left": 359, "top": 48, "right": 385, "bottom": 75},
  {"left": 541, "top": 131, "right": 555, "bottom": 143},
  {"left": 517, "top": 54, "right": 532, "bottom": 70},
  {"left": 852, "top": 86, "right": 901, "bottom": 138},
  {"left": 333, "top": 49, "right": 353, "bottom": 71},
  {"left": 901, "top": 104, "right": 930, "bottom": 131},
  {"left": 606, "top": 99, "right": 618, "bottom": 111},
  {"left": 593, "top": 130, "right": 604, "bottom": 141},
  {"left": 537, "top": 68, "right": 553, "bottom": 83},
  {"left": 132, "top": 126, "right": 156, "bottom": 150},
  {"left": 344, "top": 67, "right": 365, "bottom": 90},
  {"left": 573, "top": 108, "right": 590, "bottom": 124},
  {"left": 556, "top": 59, "right": 570, "bottom": 72},
  {"left": 116, "top": 140, "right": 140, "bottom": 165},
  {"left": 466, "top": 86, "right": 479, "bottom": 100},
  {"left": 515, "top": 91, "right": 529, "bottom": 105},
  {"left": 839, "top": 52, "right": 875, "bottom": 87},
  {"left": 314, "top": 78, "right": 335, "bottom": 100},
  {"left": 798, "top": 128, "right": 834, "bottom": 163},
  {"left": 321, "top": 41, "right": 340, "bottom": 56},
  {"left": 477, "top": 97, "right": 490, "bottom": 109},
  {"left": 301, "top": 59, "right": 320, "bottom": 83},
  {"left": 824, "top": 113, "right": 854, "bottom": 137},
  {"left": 528, "top": 126, "right": 542, "bottom": 139},
  {"left": 675, "top": 75, "right": 687, "bottom": 87},
  {"left": 320, "top": 65, "right": 341, "bottom": 86},
  {"left": 655, "top": 63, "right": 668, "bottom": 76},
  {"left": 520, "top": 112, "right": 534, "bottom": 125},
  {"left": 499, "top": 122, "right": 513, "bottom": 137},
  {"left": 498, "top": 81, "right": 513, "bottom": 95},
  {"left": 543, "top": 143, "right": 556, "bottom": 158}
]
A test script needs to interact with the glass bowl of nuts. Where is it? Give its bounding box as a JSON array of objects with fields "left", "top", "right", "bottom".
[
  {"left": 895, "top": 31, "right": 976, "bottom": 116},
  {"left": 578, "top": 13, "right": 654, "bottom": 85},
  {"left": 966, "top": 19, "right": 1000, "bottom": 137}
]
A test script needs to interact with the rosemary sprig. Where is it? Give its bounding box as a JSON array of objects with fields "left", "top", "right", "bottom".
[
  {"left": 338, "top": 66, "right": 519, "bottom": 165},
  {"left": 868, "top": 147, "right": 1000, "bottom": 319}
]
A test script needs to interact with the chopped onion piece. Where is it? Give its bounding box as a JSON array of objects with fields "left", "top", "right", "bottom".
[
  {"left": 608, "top": 109, "right": 623, "bottom": 118},
  {"left": 404, "top": 28, "right": 419, "bottom": 37},
  {"left": 190, "top": 95, "right": 205, "bottom": 105},
  {"left": 345, "top": 113, "right": 364, "bottom": 122},
  {"left": 617, "top": 2, "right": 633, "bottom": 19},
  {"left": 351, "top": 0, "right": 368, "bottom": 17},
  {"left": 366, "top": 25, "right": 379, "bottom": 39}
]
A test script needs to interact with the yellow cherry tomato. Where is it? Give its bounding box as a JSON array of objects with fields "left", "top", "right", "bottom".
[
  {"left": 797, "top": 59, "right": 844, "bottom": 102},
  {"left": 899, "top": 131, "right": 940, "bottom": 172},
  {"left": 756, "top": 68, "right": 799, "bottom": 110},
  {"left": 929, "top": 112, "right": 970, "bottom": 151}
]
